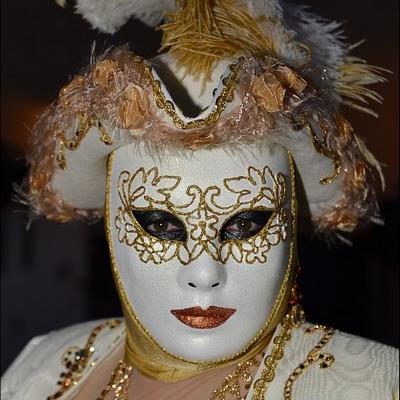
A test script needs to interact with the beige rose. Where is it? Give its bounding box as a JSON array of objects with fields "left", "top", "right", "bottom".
[
  {"left": 58, "top": 75, "right": 85, "bottom": 109},
  {"left": 251, "top": 72, "right": 286, "bottom": 113},
  {"left": 118, "top": 84, "right": 149, "bottom": 129},
  {"left": 92, "top": 59, "right": 118, "bottom": 88}
]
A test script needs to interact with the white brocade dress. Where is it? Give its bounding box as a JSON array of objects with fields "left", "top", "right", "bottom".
[{"left": 1, "top": 318, "right": 398, "bottom": 400}]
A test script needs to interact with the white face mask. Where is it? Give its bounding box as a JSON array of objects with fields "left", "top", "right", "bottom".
[{"left": 106, "top": 142, "right": 295, "bottom": 362}]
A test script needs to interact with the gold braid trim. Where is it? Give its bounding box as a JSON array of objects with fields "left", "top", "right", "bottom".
[
  {"left": 251, "top": 304, "right": 306, "bottom": 400},
  {"left": 56, "top": 113, "right": 112, "bottom": 170},
  {"left": 143, "top": 60, "right": 241, "bottom": 129}
]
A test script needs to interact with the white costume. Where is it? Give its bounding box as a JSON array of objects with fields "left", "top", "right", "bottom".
[
  {"left": 2, "top": 319, "right": 398, "bottom": 399},
  {"left": 2, "top": 1, "right": 398, "bottom": 399}
]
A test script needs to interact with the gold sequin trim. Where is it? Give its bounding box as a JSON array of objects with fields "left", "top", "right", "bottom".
[
  {"left": 210, "top": 355, "right": 262, "bottom": 399},
  {"left": 283, "top": 324, "right": 335, "bottom": 399},
  {"left": 251, "top": 304, "right": 305, "bottom": 400},
  {"left": 143, "top": 61, "right": 241, "bottom": 129},
  {"left": 47, "top": 319, "right": 122, "bottom": 400},
  {"left": 97, "top": 360, "right": 133, "bottom": 400},
  {"left": 56, "top": 113, "right": 112, "bottom": 170}
]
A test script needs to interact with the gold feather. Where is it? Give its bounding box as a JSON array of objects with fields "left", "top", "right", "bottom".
[
  {"left": 336, "top": 51, "right": 389, "bottom": 117},
  {"left": 158, "top": 0, "right": 277, "bottom": 86}
]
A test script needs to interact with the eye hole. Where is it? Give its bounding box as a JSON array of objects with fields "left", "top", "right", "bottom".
[
  {"left": 220, "top": 210, "right": 273, "bottom": 241},
  {"left": 132, "top": 210, "right": 187, "bottom": 241}
]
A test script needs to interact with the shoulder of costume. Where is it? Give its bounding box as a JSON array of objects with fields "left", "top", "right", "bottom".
[
  {"left": 1, "top": 318, "right": 125, "bottom": 400},
  {"left": 249, "top": 321, "right": 399, "bottom": 399}
]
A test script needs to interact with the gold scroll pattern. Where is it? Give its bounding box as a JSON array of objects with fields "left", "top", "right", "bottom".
[{"left": 115, "top": 165, "right": 288, "bottom": 265}]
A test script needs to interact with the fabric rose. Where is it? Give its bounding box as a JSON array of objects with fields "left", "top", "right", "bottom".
[{"left": 118, "top": 83, "right": 149, "bottom": 129}]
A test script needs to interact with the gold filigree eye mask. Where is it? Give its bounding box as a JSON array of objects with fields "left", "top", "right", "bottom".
[{"left": 115, "top": 165, "right": 288, "bottom": 265}]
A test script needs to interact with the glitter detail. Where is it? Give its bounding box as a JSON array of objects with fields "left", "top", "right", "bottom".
[
  {"left": 47, "top": 319, "right": 121, "bottom": 400},
  {"left": 284, "top": 325, "right": 335, "bottom": 399},
  {"left": 171, "top": 306, "right": 236, "bottom": 329},
  {"left": 97, "top": 360, "right": 133, "bottom": 400},
  {"left": 209, "top": 355, "right": 262, "bottom": 399}
]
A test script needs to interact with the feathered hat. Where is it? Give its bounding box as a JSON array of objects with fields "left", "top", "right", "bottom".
[{"left": 23, "top": 0, "right": 386, "bottom": 238}]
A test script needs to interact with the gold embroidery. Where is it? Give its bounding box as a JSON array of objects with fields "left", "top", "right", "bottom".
[
  {"left": 251, "top": 304, "right": 305, "bottom": 400},
  {"left": 210, "top": 355, "right": 262, "bottom": 400},
  {"left": 283, "top": 324, "right": 335, "bottom": 399},
  {"left": 115, "top": 165, "right": 288, "bottom": 265},
  {"left": 143, "top": 61, "right": 241, "bottom": 129},
  {"left": 56, "top": 113, "right": 112, "bottom": 170},
  {"left": 97, "top": 360, "right": 133, "bottom": 400},
  {"left": 47, "top": 319, "right": 122, "bottom": 400}
]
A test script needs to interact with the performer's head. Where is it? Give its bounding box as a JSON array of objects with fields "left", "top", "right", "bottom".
[{"left": 24, "top": 0, "right": 385, "bottom": 381}]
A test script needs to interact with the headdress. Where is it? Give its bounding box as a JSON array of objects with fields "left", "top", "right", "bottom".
[{"left": 23, "top": 0, "right": 386, "bottom": 240}]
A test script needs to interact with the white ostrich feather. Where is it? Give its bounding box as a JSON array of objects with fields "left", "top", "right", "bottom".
[{"left": 74, "top": 0, "right": 174, "bottom": 34}]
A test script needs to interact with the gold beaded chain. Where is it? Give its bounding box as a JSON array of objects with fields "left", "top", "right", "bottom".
[{"left": 251, "top": 305, "right": 305, "bottom": 400}]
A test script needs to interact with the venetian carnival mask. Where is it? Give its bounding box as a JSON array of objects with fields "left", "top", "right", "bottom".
[
  {"left": 23, "top": 0, "right": 385, "bottom": 385},
  {"left": 106, "top": 141, "right": 296, "bottom": 362}
]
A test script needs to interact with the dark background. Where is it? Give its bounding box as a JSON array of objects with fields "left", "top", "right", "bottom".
[{"left": 1, "top": 0, "right": 398, "bottom": 374}]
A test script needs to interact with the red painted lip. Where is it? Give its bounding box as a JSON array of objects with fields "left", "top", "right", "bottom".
[{"left": 170, "top": 306, "right": 236, "bottom": 329}]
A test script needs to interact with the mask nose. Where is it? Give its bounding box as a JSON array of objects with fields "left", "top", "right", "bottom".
[{"left": 178, "top": 260, "right": 227, "bottom": 291}]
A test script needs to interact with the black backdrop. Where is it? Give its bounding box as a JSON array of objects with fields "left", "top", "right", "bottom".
[{"left": 1, "top": 0, "right": 399, "bottom": 374}]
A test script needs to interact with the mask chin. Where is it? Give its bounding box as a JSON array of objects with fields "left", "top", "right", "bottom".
[{"left": 105, "top": 142, "right": 297, "bottom": 382}]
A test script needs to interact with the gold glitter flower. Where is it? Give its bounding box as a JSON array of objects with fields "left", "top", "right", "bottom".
[
  {"left": 266, "top": 209, "right": 288, "bottom": 245},
  {"left": 115, "top": 208, "right": 136, "bottom": 245},
  {"left": 134, "top": 235, "right": 167, "bottom": 264},
  {"left": 242, "top": 235, "right": 271, "bottom": 264},
  {"left": 187, "top": 209, "right": 218, "bottom": 240}
]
